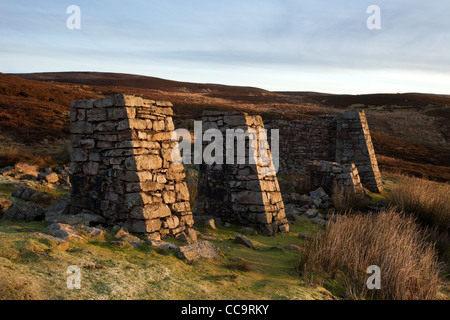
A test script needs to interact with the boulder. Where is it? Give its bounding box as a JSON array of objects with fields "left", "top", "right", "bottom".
[
  {"left": 310, "top": 187, "right": 330, "bottom": 201},
  {"left": 45, "top": 210, "right": 105, "bottom": 226},
  {"left": 41, "top": 172, "right": 59, "bottom": 184},
  {"left": 205, "top": 219, "right": 217, "bottom": 230},
  {"left": 176, "top": 232, "right": 192, "bottom": 244},
  {"left": 45, "top": 223, "right": 83, "bottom": 241},
  {"left": 285, "top": 204, "right": 300, "bottom": 223},
  {"left": 4, "top": 202, "right": 45, "bottom": 222},
  {"left": 290, "top": 193, "right": 312, "bottom": 206},
  {"left": 147, "top": 239, "right": 179, "bottom": 250},
  {"left": 114, "top": 227, "right": 143, "bottom": 247},
  {"left": 313, "top": 217, "right": 327, "bottom": 227},
  {"left": 79, "top": 226, "right": 106, "bottom": 237},
  {"left": 233, "top": 235, "right": 254, "bottom": 248},
  {"left": 14, "top": 163, "right": 39, "bottom": 178},
  {"left": 12, "top": 186, "right": 50, "bottom": 202},
  {"left": 0, "top": 197, "right": 13, "bottom": 213},
  {"left": 178, "top": 241, "right": 222, "bottom": 262}
]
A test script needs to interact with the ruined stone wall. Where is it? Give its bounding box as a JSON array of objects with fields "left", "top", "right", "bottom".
[
  {"left": 197, "top": 111, "right": 289, "bottom": 236},
  {"left": 70, "top": 94, "right": 194, "bottom": 239},
  {"left": 305, "top": 160, "right": 365, "bottom": 195},
  {"left": 335, "top": 111, "right": 383, "bottom": 193},
  {"left": 265, "top": 115, "right": 337, "bottom": 175},
  {"left": 265, "top": 110, "right": 383, "bottom": 193}
]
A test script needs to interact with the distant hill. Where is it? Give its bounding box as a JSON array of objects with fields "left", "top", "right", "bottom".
[
  {"left": 1, "top": 71, "right": 449, "bottom": 180},
  {"left": 12, "top": 72, "right": 271, "bottom": 95}
]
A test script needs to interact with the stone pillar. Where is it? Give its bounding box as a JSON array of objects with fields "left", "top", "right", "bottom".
[
  {"left": 69, "top": 94, "right": 194, "bottom": 239},
  {"left": 197, "top": 111, "right": 289, "bottom": 236},
  {"left": 335, "top": 110, "right": 383, "bottom": 193}
]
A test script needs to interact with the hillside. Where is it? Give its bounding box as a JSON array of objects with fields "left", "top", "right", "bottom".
[{"left": 1, "top": 71, "right": 449, "bottom": 181}]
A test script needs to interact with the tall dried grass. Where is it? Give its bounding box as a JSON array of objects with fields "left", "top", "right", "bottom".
[
  {"left": 297, "top": 209, "right": 441, "bottom": 300},
  {"left": 332, "top": 183, "right": 369, "bottom": 213},
  {"left": 388, "top": 174, "right": 450, "bottom": 232}
]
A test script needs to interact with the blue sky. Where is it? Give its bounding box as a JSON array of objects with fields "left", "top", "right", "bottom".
[{"left": 1, "top": 0, "right": 449, "bottom": 94}]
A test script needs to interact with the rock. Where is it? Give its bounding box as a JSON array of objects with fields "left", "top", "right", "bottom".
[
  {"left": 45, "top": 223, "right": 83, "bottom": 241},
  {"left": 299, "top": 205, "right": 310, "bottom": 213},
  {"left": 41, "top": 172, "right": 59, "bottom": 184},
  {"left": 313, "top": 217, "right": 327, "bottom": 227},
  {"left": 178, "top": 241, "right": 222, "bottom": 262},
  {"left": 224, "top": 222, "right": 231, "bottom": 228},
  {"left": 306, "top": 208, "right": 318, "bottom": 218},
  {"left": 146, "top": 232, "right": 162, "bottom": 241},
  {"left": 312, "top": 198, "right": 322, "bottom": 208},
  {"left": 12, "top": 186, "right": 50, "bottom": 202},
  {"left": 45, "top": 199, "right": 69, "bottom": 216},
  {"left": 79, "top": 226, "right": 105, "bottom": 237},
  {"left": 286, "top": 244, "right": 303, "bottom": 253},
  {"left": 290, "top": 193, "right": 312, "bottom": 206},
  {"left": 114, "top": 228, "right": 143, "bottom": 247},
  {"left": 176, "top": 232, "right": 192, "bottom": 244},
  {"left": 285, "top": 204, "right": 300, "bottom": 223},
  {"left": 233, "top": 235, "right": 254, "bottom": 248},
  {"left": 14, "top": 163, "right": 39, "bottom": 178},
  {"left": 279, "top": 223, "right": 290, "bottom": 233},
  {"left": 0, "top": 197, "right": 13, "bottom": 213},
  {"left": 0, "top": 166, "right": 14, "bottom": 176},
  {"left": 35, "top": 233, "right": 70, "bottom": 251},
  {"left": 205, "top": 219, "right": 217, "bottom": 230},
  {"left": 147, "top": 239, "right": 179, "bottom": 250},
  {"left": 239, "top": 227, "right": 258, "bottom": 236},
  {"left": 4, "top": 202, "right": 45, "bottom": 222},
  {"left": 310, "top": 187, "right": 330, "bottom": 201},
  {"left": 186, "top": 228, "right": 198, "bottom": 242},
  {"left": 45, "top": 211, "right": 105, "bottom": 226}
]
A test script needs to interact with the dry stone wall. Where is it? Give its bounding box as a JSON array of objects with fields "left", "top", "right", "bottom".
[
  {"left": 197, "top": 111, "right": 289, "bottom": 236},
  {"left": 306, "top": 160, "right": 365, "bottom": 195},
  {"left": 265, "top": 110, "right": 383, "bottom": 193},
  {"left": 335, "top": 111, "right": 383, "bottom": 192},
  {"left": 69, "top": 94, "right": 194, "bottom": 239}
]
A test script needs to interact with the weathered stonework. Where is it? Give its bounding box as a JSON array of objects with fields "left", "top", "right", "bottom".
[
  {"left": 197, "top": 111, "right": 289, "bottom": 236},
  {"left": 335, "top": 111, "right": 383, "bottom": 193},
  {"left": 265, "top": 110, "right": 383, "bottom": 193},
  {"left": 306, "top": 160, "right": 365, "bottom": 195},
  {"left": 69, "top": 94, "right": 194, "bottom": 239}
]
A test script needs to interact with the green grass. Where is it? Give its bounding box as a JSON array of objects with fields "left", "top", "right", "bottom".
[{"left": 0, "top": 216, "right": 331, "bottom": 300}]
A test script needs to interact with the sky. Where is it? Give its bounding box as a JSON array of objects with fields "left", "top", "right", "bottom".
[{"left": 1, "top": 0, "right": 449, "bottom": 94}]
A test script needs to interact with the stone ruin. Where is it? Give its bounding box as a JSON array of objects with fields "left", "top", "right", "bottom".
[
  {"left": 196, "top": 111, "right": 290, "bottom": 236},
  {"left": 69, "top": 94, "right": 383, "bottom": 238},
  {"left": 69, "top": 94, "right": 194, "bottom": 239},
  {"left": 265, "top": 110, "right": 383, "bottom": 194}
]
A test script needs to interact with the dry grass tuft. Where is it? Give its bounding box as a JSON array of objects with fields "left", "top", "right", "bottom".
[
  {"left": 297, "top": 208, "right": 441, "bottom": 300},
  {"left": 388, "top": 174, "right": 450, "bottom": 232},
  {"left": 332, "top": 184, "right": 369, "bottom": 213}
]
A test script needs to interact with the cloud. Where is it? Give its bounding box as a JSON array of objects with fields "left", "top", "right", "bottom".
[{"left": 1, "top": 0, "right": 449, "bottom": 93}]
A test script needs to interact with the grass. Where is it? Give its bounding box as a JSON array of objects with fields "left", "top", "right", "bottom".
[
  {"left": 0, "top": 216, "right": 331, "bottom": 300},
  {"left": 297, "top": 208, "right": 442, "bottom": 300},
  {"left": 387, "top": 173, "right": 450, "bottom": 232},
  {"left": 332, "top": 184, "right": 370, "bottom": 213}
]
